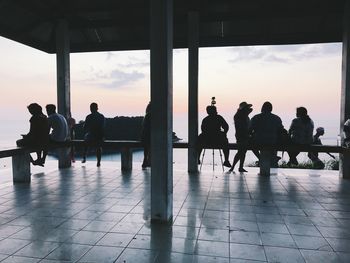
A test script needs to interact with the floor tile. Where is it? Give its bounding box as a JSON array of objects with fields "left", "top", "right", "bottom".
[
  {"left": 78, "top": 245, "right": 123, "bottom": 262},
  {"left": 261, "top": 232, "right": 296, "bottom": 248},
  {"left": 264, "top": 246, "right": 305, "bottom": 263},
  {"left": 114, "top": 248, "right": 158, "bottom": 263},
  {"left": 230, "top": 243, "right": 266, "bottom": 261},
  {"left": 293, "top": 235, "right": 332, "bottom": 251},
  {"left": 195, "top": 240, "right": 229, "bottom": 258},
  {"left": 300, "top": 249, "right": 341, "bottom": 263},
  {"left": 97, "top": 232, "right": 135, "bottom": 247},
  {"left": 1, "top": 255, "right": 40, "bottom": 263},
  {"left": 15, "top": 241, "right": 60, "bottom": 258},
  {"left": 230, "top": 230, "right": 262, "bottom": 245}
]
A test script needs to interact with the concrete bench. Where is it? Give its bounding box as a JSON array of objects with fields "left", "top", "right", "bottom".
[
  {"left": 240, "top": 144, "right": 344, "bottom": 176},
  {"left": 0, "top": 141, "right": 346, "bottom": 183}
]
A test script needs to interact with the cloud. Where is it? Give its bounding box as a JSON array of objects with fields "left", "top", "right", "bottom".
[
  {"left": 227, "top": 43, "right": 342, "bottom": 64},
  {"left": 80, "top": 68, "right": 145, "bottom": 89}
]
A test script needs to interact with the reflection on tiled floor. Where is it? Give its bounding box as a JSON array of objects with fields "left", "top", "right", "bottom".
[{"left": 0, "top": 162, "right": 349, "bottom": 262}]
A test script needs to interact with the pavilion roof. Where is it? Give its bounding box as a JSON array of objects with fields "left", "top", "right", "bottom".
[{"left": 0, "top": 0, "right": 345, "bottom": 53}]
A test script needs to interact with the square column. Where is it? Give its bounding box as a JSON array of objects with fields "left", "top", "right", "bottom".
[
  {"left": 56, "top": 19, "right": 71, "bottom": 169},
  {"left": 188, "top": 12, "right": 199, "bottom": 173},
  {"left": 150, "top": 0, "right": 173, "bottom": 223},
  {"left": 340, "top": 2, "right": 350, "bottom": 179}
]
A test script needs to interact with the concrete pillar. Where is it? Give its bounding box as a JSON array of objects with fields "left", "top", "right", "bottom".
[
  {"left": 259, "top": 150, "right": 271, "bottom": 176},
  {"left": 56, "top": 19, "right": 71, "bottom": 169},
  {"left": 12, "top": 152, "right": 31, "bottom": 183},
  {"left": 150, "top": 0, "right": 173, "bottom": 223},
  {"left": 188, "top": 12, "right": 199, "bottom": 173},
  {"left": 340, "top": 2, "right": 350, "bottom": 179},
  {"left": 121, "top": 147, "right": 133, "bottom": 171}
]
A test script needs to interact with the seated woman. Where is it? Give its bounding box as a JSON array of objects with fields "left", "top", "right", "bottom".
[{"left": 16, "top": 103, "right": 49, "bottom": 166}]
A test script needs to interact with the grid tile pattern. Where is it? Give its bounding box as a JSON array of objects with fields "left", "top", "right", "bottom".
[{"left": 0, "top": 162, "right": 349, "bottom": 262}]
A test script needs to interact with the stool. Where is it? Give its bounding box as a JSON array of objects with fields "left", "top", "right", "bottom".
[{"left": 200, "top": 148, "right": 224, "bottom": 171}]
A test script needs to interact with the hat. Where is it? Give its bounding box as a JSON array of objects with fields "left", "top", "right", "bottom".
[
  {"left": 316, "top": 127, "right": 325, "bottom": 133},
  {"left": 239, "top": 101, "right": 252, "bottom": 110}
]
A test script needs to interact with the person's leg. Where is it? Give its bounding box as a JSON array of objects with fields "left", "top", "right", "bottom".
[
  {"left": 82, "top": 140, "right": 88, "bottom": 163},
  {"left": 229, "top": 151, "right": 241, "bottom": 171},
  {"left": 197, "top": 134, "right": 204, "bottom": 164},
  {"left": 288, "top": 151, "right": 299, "bottom": 165},
  {"left": 96, "top": 147, "right": 102, "bottom": 167},
  {"left": 238, "top": 149, "right": 248, "bottom": 172},
  {"left": 222, "top": 143, "right": 231, "bottom": 167}
]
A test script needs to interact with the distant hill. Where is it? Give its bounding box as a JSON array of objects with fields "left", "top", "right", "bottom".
[
  {"left": 74, "top": 116, "right": 181, "bottom": 141},
  {"left": 75, "top": 116, "right": 144, "bottom": 140}
]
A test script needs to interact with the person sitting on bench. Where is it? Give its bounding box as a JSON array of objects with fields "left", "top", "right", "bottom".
[
  {"left": 16, "top": 103, "right": 49, "bottom": 166},
  {"left": 197, "top": 98, "right": 231, "bottom": 167}
]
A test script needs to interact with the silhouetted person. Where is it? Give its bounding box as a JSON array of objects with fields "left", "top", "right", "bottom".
[
  {"left": 40, "top": 104, "right": 69, "bottom": 165},
  {"left": 82, "top": 103, "right": 105, "bottom": 167},
  {"left": 288, "top": 107, "right": 314, "bottom": 166},
  {"left": 250, "top": 101, "right": 284, "bottom": 167},
  {"left": 229, "top": 102, "right": 253, "bottom": 173},
  {"left": 308, "top": 127, "right": 335, "bottom": 169},
  {"left": 197, "top": 105, "right": 231, "bottom": 167},
  {"left": 16, "top": 103, "right": 49, "bottom": 166},
  {"left": 141, "top": 102, "right": 151, "bottom": 168}
]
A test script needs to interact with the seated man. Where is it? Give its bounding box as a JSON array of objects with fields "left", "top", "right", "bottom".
[
  {"left": 40, "top": 104, "right": 69, "bottom": 165},
  {"left": 16, "top": 103, "right": 49, "bottom": 166},
  {"left": 82, "top": 102, "right": 105, "bottom": 167},
  {"left": 197, "top": 105, "right": 231, "bottom": 167}
]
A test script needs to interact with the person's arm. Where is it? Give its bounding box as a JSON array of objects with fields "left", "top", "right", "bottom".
[
  {"left": 289, "top": 119, "right": 295, "bottom": 135},
  {"left": 221, "top": 116, "right": 229, "bottom": 133}
]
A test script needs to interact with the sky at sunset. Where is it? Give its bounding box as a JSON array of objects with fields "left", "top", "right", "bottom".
[{"left": 0, "top": 36, "right": 343, "bottom": 146}]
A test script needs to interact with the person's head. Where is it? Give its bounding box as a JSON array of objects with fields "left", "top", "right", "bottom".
[
  {"left": 206, "top": 105, "right": 217, "bottom": 115},
  {"left": 261, "top": 101, "right": 272, "bottom": 113},
  {"left": 316, "top": 127, "right": 325, "bottom": 136},
  {"left": 296, "top": 107, "right": 308, "bottom": 118},
  {"left": 45, "top": 104, "right": 56, "bottom": 115},
  {"left": 90, "top": 102, "right": 98, "bottom": 113},
  {"left": 27, "top": 103, "right": 42, "bottom": 116},
  {"left": 238, "top": 101, "right": 253, "bottom": 113}
]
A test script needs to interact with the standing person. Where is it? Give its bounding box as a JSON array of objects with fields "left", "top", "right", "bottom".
[
  {"left": 250, "top": 101, "right": 284, "bottom": 166},
  {"left": 16, "top": 103, "right": 49, "bottom": 166},
  {"left": 82, "top": 103, "right": 105, "bottom": 167},
  {"left": 308, "top": 127, "right": 335, "bottom": 169},
  {"left": 40, "top": 104, "right": 69, "bottom": 165},
  {"left": 288, "top": 107, "right": 314, "bottom": 166},
  {"left": 229, "top": 102, "right": 253, "bottom": 173},
  {"left": 141, "top": 102, "right": 151, "bottom": 168},
  {"left": 197, "top": 100, "right": 231, "bottom": 167}
]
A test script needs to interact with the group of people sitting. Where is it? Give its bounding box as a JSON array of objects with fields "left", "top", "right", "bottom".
[
  {"left": 16, "top": 102, "right": 105, "bottom": 167},
  {"left": 197, "top": 99, "right": 332, "bottom": 172}
]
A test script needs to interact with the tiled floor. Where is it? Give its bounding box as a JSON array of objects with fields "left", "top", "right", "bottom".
[{"left": 0, "top": 161, "right": 349, "bottom": 262}]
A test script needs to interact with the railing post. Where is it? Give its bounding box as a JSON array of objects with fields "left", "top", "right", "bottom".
[
  {"left": 121, "top": 147, "right": 133, "bottom": 171},
  {"left": 259, "top": 150, "right": 271, "bottom": 176},
  {"left": 12, "top": 151, "right": 31, "bottom": 183}
]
